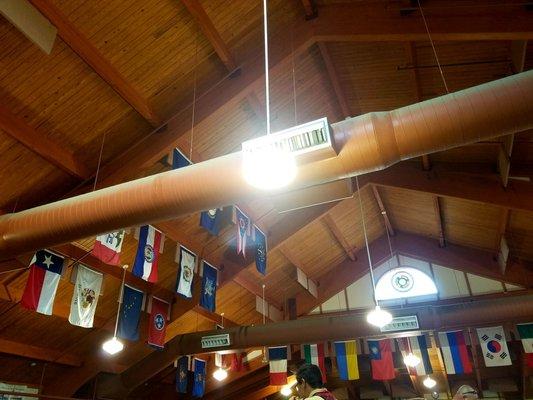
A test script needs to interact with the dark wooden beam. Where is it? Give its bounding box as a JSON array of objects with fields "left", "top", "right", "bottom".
[
  {"left": 0, "top": 338, "right": 82, "bottom": 367},
  {"left": 301, "top": 0, "right": 317, "bottom": 20},
  {"left": 181, "top": 0, "right": 238, "bottom": 72},
  {"left": 433, "top": 196, "right": 446, "bottom": 247},
  {"left": 322, "top": 213, "right": 357, "bottom": 261},
  {"left": 28, "top": 0, "right": 160, "bottom": 126},
  {"left": 317, "top": 41, "right": 351, "bottom": 119},
  {"left": 0, "top": 104, "right": 91, "bottom": 179},
  {"left": 510, "top": 40, "right": 528, "bottom": 74},
  {"left": 371, "top": 184, "right": 395, "bottom": 236},
  {"left": 496, "top": 208, "right": 510, "bottom": 275}
]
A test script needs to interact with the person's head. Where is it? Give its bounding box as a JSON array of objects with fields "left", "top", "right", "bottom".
[
  {"left": 295, "top": 364, "right": 323, "bottom": 397},
  {"left": 453, "top": 385, "right": 478, "bottom": 400}
]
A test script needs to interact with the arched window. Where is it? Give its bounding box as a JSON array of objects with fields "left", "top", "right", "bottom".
[{"left": 375, "top": 267, "right": 438, "bottom": 301}]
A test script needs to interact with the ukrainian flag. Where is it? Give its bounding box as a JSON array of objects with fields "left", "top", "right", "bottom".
[{"left": 334, "top": 340, "right": 359, "bottom": 380}]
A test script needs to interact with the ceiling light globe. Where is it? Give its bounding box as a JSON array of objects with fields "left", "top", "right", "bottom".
[
  {"left": 213, "top": 368, "right": 228, "bottom": 382},
  {"left": 280, "top": 386, "right": 293, "bottom": 396},
  {"left": 423, "top": 376, "right": 437, "bottom": 389},
  {"left": 403, "top": 352, "right": 421, "bottom": 367},
  {"left": 242, "top": 146, "right": 297, "bottom": 190},
  {"left": 366, "top": 305, "right": 393, "bottom": 328},
  {"left": 102, "top": 336, "right": 124, "bottom": 355}
]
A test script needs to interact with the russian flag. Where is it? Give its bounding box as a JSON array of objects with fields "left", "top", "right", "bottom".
[
  {"left": 438, "top": 330, "right": 473, "bottom": 374},
  {"left": 21, "top": 250, "right": 64, "bottom": 315},
  {"left": 133, "top": 225, "right": 164, "bottom": 283},
  {"left": 268, "top": 346, "right": 288, "bottom": 385},
  {"left": 397, "top": 335, "right": 433, "bottom": 376}
]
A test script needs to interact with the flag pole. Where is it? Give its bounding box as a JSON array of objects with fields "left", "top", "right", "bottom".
[
  {"left": 113, "top": 264, "right": 129, "bottom": 338},
  {"left": 467, "top": 327, "right": 484, "bottom": 396}
]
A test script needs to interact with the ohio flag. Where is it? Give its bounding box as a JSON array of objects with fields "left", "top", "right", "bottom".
[
  {"left": 477, "top": 326, "right": 512, "bottom": 367},
  {"left": 92, "top": 230, "right": 125, "bottom": 265},
  {"left": 21, "top": 250, "right": 64, "bottom": 315},
  {"left": 133, "top": 225, "right": 164, "bottom": 283}
]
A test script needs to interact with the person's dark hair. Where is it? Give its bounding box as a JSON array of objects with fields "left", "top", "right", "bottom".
[{"left": 296, "top": 363, "right": 323, "bottom": 389}]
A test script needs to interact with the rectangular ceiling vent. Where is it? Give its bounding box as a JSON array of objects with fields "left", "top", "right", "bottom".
[
  {"left": 380, "top": 315, "right": 419, "bottom": 333},
  {"left": 242, "top": 117, "right": 336, "bottom": 163},
  {"left": 201, "top": 333, "right": 231, "bottom": 349}
]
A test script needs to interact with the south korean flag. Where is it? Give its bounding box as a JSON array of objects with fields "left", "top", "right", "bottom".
[{"left": 476, "top": 326, "right": 512, "bottom": 367}]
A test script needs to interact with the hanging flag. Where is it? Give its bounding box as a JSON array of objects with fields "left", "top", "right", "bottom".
[
  {"left": 117, "top": 285, "right": 144, "bottom": 341},
  {"left": 476, "top": 326, "right": 512, "bottom": 367},
  {"left": 68, "top": 264, "right": 103, "bottom": 328},
  {"left": 268, "top": 346, "right": 288, "bottom": 385},
  {"left": 230, "top": 352, "right": 246, "bottom": 372},
  {"left": 21, "top": 250, "right": 64, "bottom": 315},
  {"left": 148, "top": 297, "right": 169, "bottom": 349},
  {"left": 235, "top": 207, "right": 250, "bottom": 257},
  {"left": 192, "top": 358, "right": 206, "bottom": 398},
  {"left": 175, "top": 356, "right": 189, "bottom": 394},
  {"left": 397, "top": 335, "right": 433, "bottom": 376},
  {"left": 133, "top": 225, "right": 164, "bottom": 283},
  {"left": 438, "top": 330, "right": 473, "bottom": 375},
  {"left": 302, "top": 343, "right": 327, "bottom": 382},
  {"left": 516, "top": 323, "right": 533, "bottom": 367},
  {"left": 334, "top": 340, "right": 359, "bottom": 380},
  {"left": 199, "top": 261, "right": 217, "bottom": 312},
  {"left": 368, "top": 339, "right": 395, "bottom": 380},
  {"left": 254, "top": 225, "right": 267, "bottom": 275},
  {"left": 172, "top": 147, "right": 192, "bottom": 170},
  {"left": 91, "top": 230, "right": 125, "bottom": 265},
  {"left": 199, "top": 207, "right": 232, "bottom": 236},
  {"left": 176, "top": 246, "right": 196, "bottom": 298}
]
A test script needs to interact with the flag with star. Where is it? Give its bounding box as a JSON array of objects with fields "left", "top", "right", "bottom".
[
  {"left": 477, "top": 326, "right": 512, "bottom": 367},
  {"left": 133, "top": 225, "right": 164, "bottom": 283},
  {"left": 117, "top": 285, "right": 144, "bottom": 341},
  {"left": 192, "top": 358, "right": 206, "bottom": 397},
  {"left": 175, "top": 356, "right": 190, "bottom": 393},
  {"left": 234, "top": 206, "right": 251, "bottom": 257},
  {"left": 92, "top": 230, "right": 125, "bottom": 265},
  {"left": 21, "top": 249, "right": 65, "bottom": 315},
  {"left": 199, "top": 261, "right": 217, "bottom": 312},
  {"left": 147, "top": 296, "right": 169, "bottom": 349},
  {"left": 254, "top": 225, "right": 267, "bottom": 275}
]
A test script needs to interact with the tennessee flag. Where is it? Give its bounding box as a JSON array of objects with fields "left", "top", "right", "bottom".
[
  {"left": 147, "top": 296, "right": 169, "bottom": 349},
  {"left": 133, "top": 225, "right": 164, "bottom": 283},
  {"left": 21, "top": 250, "right": 64, "bottom": 315},
  {"left": 368, "top": 339, "right": 395, "bottom": 380}
]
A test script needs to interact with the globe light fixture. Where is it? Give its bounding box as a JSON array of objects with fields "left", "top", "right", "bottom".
[
  {"left": 242, "top": 146, "right": 296, "bottom": 190},
  {"left": 423, "top": 376, "right": 437, "bottom": 389},
  {"left": 366, "top": 305, "right": 393, "bottom": 328},
  {"left": 403, "top": 352, "right": 421, "bottom": 368},
  {"left": 213, "top": 368, "right": 228, "bottom": 382},
  {"left": 102, "top": 336, "right": 124, "bottom": 355},
  {"left": 280, "top": 386, "right": 293, "bottom": 396}
]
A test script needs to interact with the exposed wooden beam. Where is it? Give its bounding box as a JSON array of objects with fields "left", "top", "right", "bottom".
[
  {"left": 467, "top": 328, "right": 485, "bottom": 394},
  {"left": 496, "top": 208, "right": 510, "bottom": 275},
  {"left": 317, "top": 41, "right": 351, "bottom": 119},
  {"left": 511, "top": 40, "right": 528, "bottom": 74},
  {"left": 433, "top": 195, "right": 446, "bottom": 247},
  {"left": 498, "top": 133, "right": 515, "bottom": 187},
  {"left": 181, "top": 0, "right": 238, "bottom": 72},
  {"left": 0, "top": 104, "right": 91, "bottom": 179},
  {"left": 371, "top": 184, "right": 395, "bottom": 236},
  {"left": 28, "top": 0, "right": 159, "bottom": 126},
  {"left": 321, "top": 214, "right": 356, "bottom": 260},
  {"left": 0, "top": 338, "right": 82, "bottom": 367},
  {"left": 301, "top": 0, "right": 317, "bottom": 20}
]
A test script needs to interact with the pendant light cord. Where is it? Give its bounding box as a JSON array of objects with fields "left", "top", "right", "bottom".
[
  {"left": 263, "top": 0, "right": 271, "bottom": 136},
  {"left": 355, "top": 176, "right": 378, "bottom": 306},
  {"left": 113, "top": 265, "right": 128, "bottom": 338}
]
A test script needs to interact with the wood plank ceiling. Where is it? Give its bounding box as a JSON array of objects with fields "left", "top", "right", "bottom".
[{"left": 0, "top": 0, "right": 532, "bottom": 398}]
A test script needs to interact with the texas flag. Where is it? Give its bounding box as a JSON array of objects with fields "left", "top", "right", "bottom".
[
  {"left": 368, "top": 339, "right": 395, "bottom": 380},
  {"left": 92, "top": 230, "right": 125, "bottom": 265},
  {"left": 21, "top": 250, "right": 64, "bottom": 315},
  {"left": 133, "top": 225, "right": 164, "bottom": 283},
  {"left": 438, "top": 330, "right": 473, "bottom": 374}
]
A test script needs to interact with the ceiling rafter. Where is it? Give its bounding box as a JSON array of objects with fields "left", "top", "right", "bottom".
[
  {"left": 433, "top": 195, "right": 446, "bottom": 248},
  {"left": 0, "top": 104, "right": 91, "bottom": 179},
  {"left": 371, "top": 184, "right": 395, "bottom": 237},
  {"left": 0, "top": 338, "right": 82, "bottom": 367},
  {"left": 27, "top": 0, "right": 160, "bottom": 126},
  {"left": 321, "top": 213, "right": 357, "bottom": 261},
  {"left": 301, "top": 0, "right": 317, "bottom": 20},
  {"left": 181, "top": 0, "right": 237, "bottom": 73}
]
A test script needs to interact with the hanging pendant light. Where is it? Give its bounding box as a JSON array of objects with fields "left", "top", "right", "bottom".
[
  {"left": 366, "top": 305, "right": 393, "bottom": 328},
  {"left": 102, "top": 264, "right": 128, "bottom": 355},
  {"left": 423, "top": 376, "right": 437, "bottom": 389},
  {"left": 403, "top": 352, "right": 421, "bottom": 368},
  {"left": 213, "top": 367, "right": 228, "bottom": 381}
]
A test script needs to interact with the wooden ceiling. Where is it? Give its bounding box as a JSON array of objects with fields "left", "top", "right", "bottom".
[{"left": 0, "top": 0, "right": 532, "bottom": 399}]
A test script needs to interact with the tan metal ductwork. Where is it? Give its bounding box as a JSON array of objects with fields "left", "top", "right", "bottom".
[
  {"left": 98, "top": 294, "right": 533, "bottom": 397},
  {"left": 0, "top": 71, "right": 532, "bottom": 259}
]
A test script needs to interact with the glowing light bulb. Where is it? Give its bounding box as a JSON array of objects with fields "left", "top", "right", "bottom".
[
  {"left": 366, "top": 305, "right": 393, "bottom": 328},
  {"left": 280, "top": 386, "right": 293, "bottom": 396},
  {"left": 403, "top": 352, "right": 421, "bottom": 367},
  {"left": 423, "top": 376, "right": 437, "bottom": 389},
  {"left": 213, "top": 368, "right": 228, "bottom": 381},
  {"left": 102, "top": 336, "right": 124, "bottom": 355},
  {"left": 242, "top": 146, "right": 296, "bottom": 190}
]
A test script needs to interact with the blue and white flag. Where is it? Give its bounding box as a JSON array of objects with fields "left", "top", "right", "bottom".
[
  {"left": 176, "top": 246, "right": 196, "bottom": 298},
  {"left": 235, "top": 206, "right": 250, "bottom": 257},
  {"left": 175, "top": 356, "right": 189, "bottom": 394},
  {"left": 477, "top": 326, "right": 512, "bottom": 367},
  {"left": 133, "top": 225, "right": 164, "bottom": 283},
  {"left": 254, "top": 225, "right": 267, "bottom": 275},
  {"left": 397, "top": 335, "right": 433, "bottom": 376},
  {"left": 172, "top": 148, "right": 192, "bottom": 170},
  {"left": 200, "top": 208, "right": 223, "bottom": 236},
  {"left": 200, "top": 261, "right": 217, "bottom": 312},
  {"left": 117, "top": 285, "right": 144, "bottom": 341},
  {"left": 192, "top": 358, "right": 206, "bottom": 397}
]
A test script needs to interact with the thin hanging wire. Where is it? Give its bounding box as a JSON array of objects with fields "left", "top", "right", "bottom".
[
  {"left": 290, "top": 25, "right": 298, "bottom": 125},
  {"left": 92, "top": 131, "right": 107, "bottom": 191},
  {"left": 189, "top": 22, "right": 200, "bottom": 161},
  {"left": 263, "top": 0, "right": 271, "bottom": 136},
  {"left": 355, "top": 176, "right": 378, "bottom": 306},
  {"left": 417, "top": 0, "right": 449, "bottom": 94},
  {"left": 113, "top": 264, "right": 128, "bottom": 338},
  {"left": 261, "top": 284, "right": 266, "bottom": 325}
]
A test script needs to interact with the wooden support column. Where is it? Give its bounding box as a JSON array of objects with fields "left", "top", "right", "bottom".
[
  {"left": 433, "top": 196, "right": 446, "bottom": 248},
  {"left": 372, "top": 185, "right": 395, "bottom": 236},
  {"left": 322, "top": 214, "right": 356, "bottom": 261},
  {"left": 467, "top": 328, "right": 484, "bottom": 395},
  {"left": 287, "top": 298, "right": 297, "bottom": 320},
  {"left": 496, "top": 208, "right": 510, "bottom": 274}
]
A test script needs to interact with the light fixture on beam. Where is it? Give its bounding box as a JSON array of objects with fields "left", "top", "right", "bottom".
[
  {"left": 403, "top": 352, "right": 421, "bottom": 368},
  {"left": 423, "top": 376, "right": 437, "bottom": 389},
  {"left": 366, "top": 305, "right": 393, "bottom": 328},
  {"left": 102, "top": 265, "right": 128, "bottom": 356}
]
